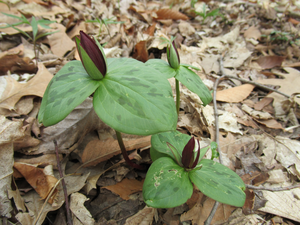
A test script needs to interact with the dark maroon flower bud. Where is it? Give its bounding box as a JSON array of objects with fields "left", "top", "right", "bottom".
[
  {"left": 181, "top": 137, "right": 200, "bottom": 169},
  {"left": 75, "top": 31, "right": 107, "bottom": 80}
]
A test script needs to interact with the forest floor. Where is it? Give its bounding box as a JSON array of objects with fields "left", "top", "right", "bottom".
[{"left": 0, "top": 0, "right": 300, "bottom": 224}]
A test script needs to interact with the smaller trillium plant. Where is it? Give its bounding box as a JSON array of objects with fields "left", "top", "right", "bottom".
[
  {"left": 145, "top": 38, "right": 213, "bottom": 109},
  {"left": 143, "top": 131, "right": 246, "bottom": 209}
]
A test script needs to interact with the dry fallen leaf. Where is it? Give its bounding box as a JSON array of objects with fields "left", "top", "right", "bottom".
[
  {"left": 0, "top": 63, "right": 53, "bottom": 111},
  {"left": 254, "top": 118, "right": 283, "bottom": 129},
  {"left": 0, "top": 116, "right": 25, "bottom": 217},
  {"left": 102, "top": 178, "right": 144, "bottom": 200},
  {"left": 256, "top": 55, "right": 285, "bottom": 70},
  {"left": 132, "top": 40, "right": 148, "bottom": 62},
  {"left": 70, "top": 192, "right": 95, "bottom": 225},
  {"left": 8, "top": 189, "right": 26, "bottom": 212},
  {"left": 0, "top": 142, "right": 15, "bottom": 218},
  {"left": 81, "top": 136, "right": 151, "bottom": 167},
  {"left": 244, "top": 26, "right": 261, "bottom": 40},
  {"left": 180, "top": 192, "right": 235, "bottom": 224},
  {"left": 46, "top": 23, "right": 75, "bottom": 58},
  {"left": 216, "top": 84, "right": 255, "bottom": 103},
  {"left": 155, "top": 8, "right": 188, "bottom": 20},
  {"left": 0, "top": 44, "right": 36, "bottom": 75},
  {"left": 259, "top": 188, "right": 300, "bottom": 222},
  {"left": 22, "top": 171, "right": 90, "bottom": 225},
  {"left": 13, "top": 163, "right": 58, "bottom": 204},
  {"left": 125, "top": 206, "right": 155, "bottom": 225},
  {"left": 258, "top": 67, "right": 300, "bottom": 105},
  {"left": 242, "top": 104, "right": 273, "bottom": 120},
  {"left": 254, "top": 97, "right": 273, "bottom": 111}
]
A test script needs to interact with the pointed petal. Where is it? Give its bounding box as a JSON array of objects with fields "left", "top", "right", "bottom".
[
  {"left": 167, "top": 40, "right": 180, "bottom": 69},
  {"left": 76, "top": 37, "right": 104, "bottom": 80},
  {"left": 191, "top": 139, "right": 201, "bottom": 168},
  {"left": 172, "top": 40, "right": 180, "bottom": 65},
  {"left": 79, "top": 31, "right": 106, "bottom": 77},
  {"left": 181, "top": 137, "right": 195, "bottom": 168}
]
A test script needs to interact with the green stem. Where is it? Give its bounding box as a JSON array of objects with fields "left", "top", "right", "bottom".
[
  {"left": 115, "top": 130, "right": 145, "bottom": 170},
  {"left": 175, "top": 79, "right": 180, "bottom": 115}
]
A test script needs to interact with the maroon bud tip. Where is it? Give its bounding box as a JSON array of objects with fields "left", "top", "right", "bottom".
[
  {"left": 182, "top": 137, "right": 195, "bottom": 168},
  {"left": 79, "top": 31, "right": 106, "bottom": 76}
]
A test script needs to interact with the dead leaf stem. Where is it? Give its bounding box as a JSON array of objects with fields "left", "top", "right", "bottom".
[
  {"left": 246, "top": 183, "right": 300, "bottom": 191},
  {"left": 54, "top": 140, "right": 73, "bottom": 225}
]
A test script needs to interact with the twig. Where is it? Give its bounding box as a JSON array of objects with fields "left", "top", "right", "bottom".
[
  {"left": 34, "top": 176, "right": 64, "bottom": 225},
  {"left": 246, "top": 183, "right": 300, "bottom": 191},
  {"left": 204, "top": 56, "right": 226, "bottom": 225},
  {"left": 54, "top": 140, "right": 73, "bottom": 225},
  {"left": 212, "top": 77, "right": 225, "bottom": 164},
  {"left": 204, "top": 201, "right": 220, "bottom": 225},
  {"left": 224, "top": 75, "right": 291, "bottom": 99}
]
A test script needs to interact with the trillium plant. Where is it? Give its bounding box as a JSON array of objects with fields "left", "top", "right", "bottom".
[
  {"left": 38, "top": 31, "right": 245, "bottom": 208},
  {"left": 38, "top": 31, "right": 178, "bottom": 169},
  {"left": 146, "top": 37, "right": 212, "bottom": 114},
  {"left": 143, "top": 131, "right": 246, "bottom": 208}
]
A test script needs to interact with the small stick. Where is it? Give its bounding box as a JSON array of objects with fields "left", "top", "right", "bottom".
[
  {"left": 204, "top": 56, "right": 227, "bottom": 225},
  {"left": 223, "top": 75, "right": 290, "bottom": 98},
  {"left": 54, "top": 140, "right": 73, "bottom": 225},
  {"left": 204, "top": 201, "right": 220, "bottom": 225},
  {"left": 246, "top": 183, "right": 300, "bottom": 191}
]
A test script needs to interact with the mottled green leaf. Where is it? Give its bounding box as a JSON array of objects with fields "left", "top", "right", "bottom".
[
  {"left": 145, "top": 59, "right": 176, "bottom": 79},
  {"left": 143, "top": 157, "right": 193, "bottom": 208},
  {"left": 93, "top": 58, "right": 177, "bottom": 135},
  {"left": 175, "top": 66, "right": 212, "bottom": 106},
  {"left": 38, "top": 60, "right": 100, "bottom": 126},
  {"left": 150, "top": 130, "right": 191, "bottom": 161},
  {"left": 150, "top": 131, "right": 210, "bottom": 164},
  {"left": 189, "top": 159, "right": 246, "bottom": 207}
]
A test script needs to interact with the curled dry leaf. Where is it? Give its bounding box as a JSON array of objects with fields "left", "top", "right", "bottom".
[
  {"left": 155, "top": 8, "right": 188, "bottom": 20},
  {"left": 13, "top": 163, "right": 58, "bottom": 204},
  {"left": 256, "top": 55, "right": 285, "bottom": 70},
  {"left": 0, "top": 44, "right": 36, "bottom": 75},
  {"left": 132, "top": 41, "right": 148, "bottom": 63},
  {"left": 216, "top": 84, "right": 255, "bottom": 103}
]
